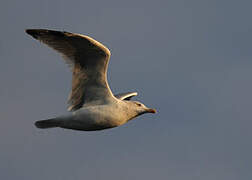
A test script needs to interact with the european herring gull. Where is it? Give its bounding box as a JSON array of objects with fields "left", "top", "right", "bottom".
[{"left": 26, "top": 29, "right": 156, "bottom": 131}]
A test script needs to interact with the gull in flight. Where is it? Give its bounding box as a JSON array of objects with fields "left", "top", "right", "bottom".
[{"left": 26, "top": 29, "right": 156, "bottom": 131}]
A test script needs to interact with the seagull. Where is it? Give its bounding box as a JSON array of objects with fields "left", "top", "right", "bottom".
[{"left": 26, "top": 29, "right": 156, "bottom": 131}]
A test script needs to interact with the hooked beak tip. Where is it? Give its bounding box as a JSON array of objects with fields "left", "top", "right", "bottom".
[{"left": 147, "top": 108, "right": 157, "bottom": 113}]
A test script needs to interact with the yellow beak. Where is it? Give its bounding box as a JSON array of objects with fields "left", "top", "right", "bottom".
[{"left": 147, "top": 108, "right": 157, "bottom": 113}]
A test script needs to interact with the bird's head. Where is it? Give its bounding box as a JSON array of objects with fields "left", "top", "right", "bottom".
[{"left": 129, "top": 101, "right": 156, "bottom": 116}]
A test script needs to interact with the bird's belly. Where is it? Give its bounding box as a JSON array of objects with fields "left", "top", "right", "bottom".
[
  {"left": 61, "top": 120, "right": 116, "bottom": 131},
  {"left": 60, "top": 110, "right": 124, "bottom": 131}
]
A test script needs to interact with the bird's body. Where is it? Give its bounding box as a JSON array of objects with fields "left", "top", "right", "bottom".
[
  {"left": 26, "top": 29, "right": 156, "bottom": 131},
  {"left": 60, "top": 102, "right": 134, "bottom": 131}
]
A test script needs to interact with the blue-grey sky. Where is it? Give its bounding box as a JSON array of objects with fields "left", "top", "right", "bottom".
[{"left": 1, "top": 0, "right": 252, "bottom": 179}]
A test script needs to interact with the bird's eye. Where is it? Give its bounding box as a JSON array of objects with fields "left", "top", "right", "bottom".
[{"left": 137, "top": 103, "right": 141, "bottom": 107}]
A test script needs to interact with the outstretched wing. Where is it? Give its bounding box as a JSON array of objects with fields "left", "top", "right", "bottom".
[
  {"left": 26, "top": 29, "right": 115, "bottom": 111},
  {"left": 115, "top": 92, "right": 138, "bottom": 100}
]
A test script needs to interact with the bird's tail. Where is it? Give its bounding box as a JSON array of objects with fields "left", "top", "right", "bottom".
[{"left": 35, "top": 118, "right": 60, "bottom": 129}]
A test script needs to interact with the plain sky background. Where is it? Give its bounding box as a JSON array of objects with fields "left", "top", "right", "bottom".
[{"left": 1, "top": 0, "right": 252, "bottom": 179}]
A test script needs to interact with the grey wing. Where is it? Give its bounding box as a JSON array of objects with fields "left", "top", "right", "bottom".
[
  {"left": 115, "top": 92, "right": 138, "bottom": 100},
  {"left": 26, "top": 29, "right": 115, "bottom": 111}
]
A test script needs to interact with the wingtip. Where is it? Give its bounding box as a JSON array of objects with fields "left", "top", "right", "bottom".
[
  {"left": 26, "top": 29, "right": 67, "bottom": 39},
  {"left": 25, "top": 29, "right": 34, "bottom": 35},
  {"left": 25, "top": 29, "right": 31, "bottom": 34},
  {"left": 25, "top": 29, "right": 40, "bottom": 39}
]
